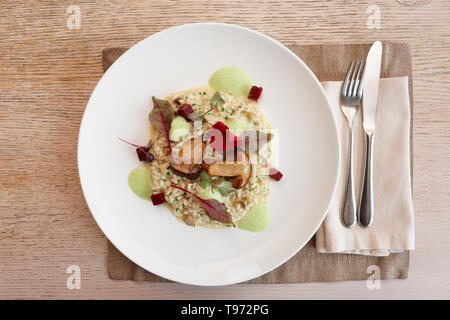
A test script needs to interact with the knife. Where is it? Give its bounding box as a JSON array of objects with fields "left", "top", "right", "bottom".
[{"left": 359, "top": 41, "right": 382, "bottom": 227}]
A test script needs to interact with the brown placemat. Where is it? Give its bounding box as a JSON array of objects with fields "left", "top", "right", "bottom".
[{"left": 104, "top": 43, "right": 412, "bottom": 283}]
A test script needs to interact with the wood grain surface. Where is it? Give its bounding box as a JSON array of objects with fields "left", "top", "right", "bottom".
[{"left": 0, "top": 0, "right": 449, "bottom": 299}]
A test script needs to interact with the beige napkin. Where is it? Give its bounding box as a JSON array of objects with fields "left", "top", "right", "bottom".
[{"left": 315, "top": 76, "right": 415, "bottom": 256}]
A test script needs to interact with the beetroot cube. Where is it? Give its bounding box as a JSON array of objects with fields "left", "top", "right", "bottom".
[
  {"left": 248, "top": 86, "right": 263, "bottom": 101},
  {"left": 176, "top": 104, "right": 194, "bottom": 121},
  {"left": 210, "top": 121, "right": 242, "bottom": 152},
  {"left": 212, "top": 121, "right": 229, "bottom": 133},
  {"left": 269, "top": 168, "right": 283, "bottom": 181},
  {"left": 151, "top": 193, "right": 166, "bottom": 205},
  {"left": 136, "top": 147, "right": 154, "bottom": 162}
]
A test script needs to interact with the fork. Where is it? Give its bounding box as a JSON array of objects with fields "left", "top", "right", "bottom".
[{"left": 340, "top": 60, "right": 365, "bottom": 228}]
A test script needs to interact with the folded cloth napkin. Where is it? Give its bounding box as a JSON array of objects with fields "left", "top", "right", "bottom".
[{"left": 315, "top": 76, "right": 415, "bottom": 256}]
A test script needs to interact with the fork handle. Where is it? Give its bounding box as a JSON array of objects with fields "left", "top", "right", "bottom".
[
  {"left": 341, "top": 122, "right": 357, "bottom": 228},
  {"left": 359, "top": 131, "right": 375, "bottom": 227}
]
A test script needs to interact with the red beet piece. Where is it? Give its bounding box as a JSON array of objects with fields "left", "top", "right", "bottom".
[
  {"left": 209, "top": 122, "right": 242, "bottom": 152},
  {"left": 136, "top": 147, "right": 154, "bottom": 162},
  {"left": 269, "top": 167, "right": 283, "bottom": 181},
  {"left": 176, "top": 104, "right": 194, "bottom": 121},
  {"left": 151, "top": 193, "right": 166, "bottom": 205},
  {"left": 212, "top": 121, "right": 229, "bottom": 133},
  {"left": 248, "top": 86, "right": 263, "bottom": 101}
]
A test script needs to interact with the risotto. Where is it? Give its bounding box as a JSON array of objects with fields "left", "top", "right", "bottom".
[
  {"left": 124, "top": 67, "right": 283, "bottom": 231},
  {"left": 148, "top": 85, "right": 273, "bottom": 227}
]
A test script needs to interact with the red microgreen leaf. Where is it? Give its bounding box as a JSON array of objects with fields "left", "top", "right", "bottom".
[
  {"left": 119, "top": 138, "right": 154, "bottom": 162},
  {"left": 199, "top": 107, "right": 214, "bottom": 118},
  {"left": 170, "top": 184, "right": 234, "bottom": 225},
  {"left": 149, "top": 97, "right": 174, "bottom": 154}
]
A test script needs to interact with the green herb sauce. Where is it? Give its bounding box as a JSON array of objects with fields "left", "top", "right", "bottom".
[
  {"left": 128, "top": 167, "right": 152, "bottom": 200},
  {"left": 238, "top": 202, "right": 270, "bottom": 232},
  {"left": 209, "top": 66, "right": 253, "bottom": 97}
]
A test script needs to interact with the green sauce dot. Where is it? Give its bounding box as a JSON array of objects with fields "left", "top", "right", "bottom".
[
  {"left": 238, "top": 202, "right": 270, "bottom": 232},
  {"left": 128, "top": 167, "right": 152, "bottom": 200},
  {"left": 209, "top": 66, "right": 253, "bottom": 97}
]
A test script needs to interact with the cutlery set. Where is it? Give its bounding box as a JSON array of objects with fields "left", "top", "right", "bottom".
[{"left": 340, "top": 41, "right": 382, "bottom": 228}]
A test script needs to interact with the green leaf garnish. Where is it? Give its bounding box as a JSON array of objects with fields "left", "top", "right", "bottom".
[{"left": 211, "top": 91, "right": 225, "bottom": 107}]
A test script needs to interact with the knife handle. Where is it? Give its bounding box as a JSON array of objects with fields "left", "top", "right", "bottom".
[
  {"left": 359, "top": 131, "right": 375, "bottom": 227},
  {"left": 341, "top": 123, "right": 357, "bottom": 228}
]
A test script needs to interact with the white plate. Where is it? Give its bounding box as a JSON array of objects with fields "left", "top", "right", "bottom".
[{"left": 78, "top": 23, "right": 340, "bottom": 286}]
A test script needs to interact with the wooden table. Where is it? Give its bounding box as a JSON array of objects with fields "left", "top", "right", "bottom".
[{"left": 1, "top": 0, "right": 449, "bottom": 299}]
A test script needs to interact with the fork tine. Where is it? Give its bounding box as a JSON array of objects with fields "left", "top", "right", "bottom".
[
  {"left": 342, "top": 61, "right": 355, "bottom": 96},
  {"left": 356, "top": 60, "right": 366, "bottom": 98},
  {"left": 349, "top": 61, "right": 360, "bottom": 96},
  {"left": 352, "top": 60, "right": 365, "bottom": 96}
]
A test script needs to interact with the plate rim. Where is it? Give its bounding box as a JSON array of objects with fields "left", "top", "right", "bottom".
[{"left": 77, "top": 22, "right": 341, "bottom": 286}]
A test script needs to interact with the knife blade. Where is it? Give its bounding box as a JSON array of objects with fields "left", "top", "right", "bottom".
[
  {"left": 359, "top": 41, "right": 382, "bottom": 228},
  {"left": 362, "top": 41, "right": 382, "bottom": 133}
]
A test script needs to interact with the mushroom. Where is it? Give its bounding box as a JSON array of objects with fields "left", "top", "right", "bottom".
[
  {"left": 204, "top": 149, "right": 252, "bottom": 189},
  {"left": 230, "top": 152, "right": 252, "bottom": 189},
  {"left": 170, "top": 138, "right": 204, "bottom": 179},
  {"left": 169, "top": 165, "right": 202, "bottom": 179}
]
